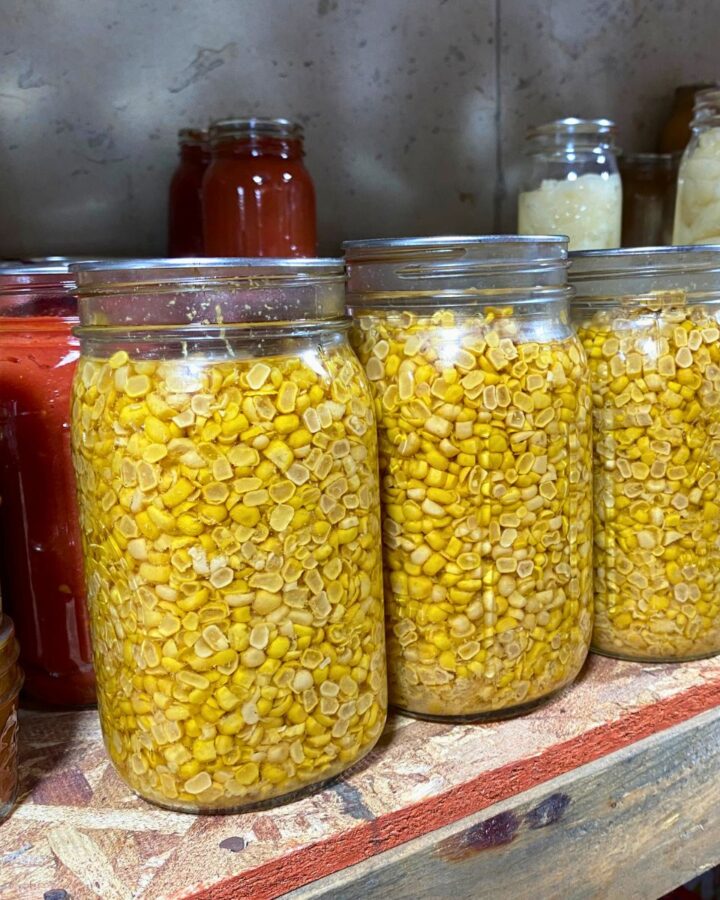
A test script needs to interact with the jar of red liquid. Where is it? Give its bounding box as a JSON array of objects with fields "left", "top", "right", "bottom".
[
  {"left": 0, "top": 614, "right": 22, "bottom": 823},
  {"left": 168, "top": 128, "right": 210, "bottom": 256},
  {"left": 0, "top": 265, "right": 94, "bottom": 706},
  {"left": 202, "top": 117, "right": 317, "bottom": 257}
]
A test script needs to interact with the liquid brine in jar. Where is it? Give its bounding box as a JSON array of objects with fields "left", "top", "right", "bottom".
[
  {"left": 345, "top": 237, "right": 593, "bottom": 721},
  {"left": 70, "top": 259, "right": 386, "bottom": 812},
  {"left": 571, "top": 247, "right": 720, "bottom": 662}
]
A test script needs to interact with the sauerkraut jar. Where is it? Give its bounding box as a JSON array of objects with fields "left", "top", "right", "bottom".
[
  {"left": 571, "top": 246, "right": 720, "bottom": 662},
  {"left": 518, "top": 118, "right": 622, "bottom": 251},
  {"left": 345, "top": 236, "right": 593, "bottom": 721},
  {"left": 70, "top": 258, "right": 387, "bottom": 812},
  {"left": 673, "top": 89, "right": 720, "bottom": 245}
]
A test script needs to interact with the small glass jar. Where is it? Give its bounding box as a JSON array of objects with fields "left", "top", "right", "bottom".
[
  {"left": 619, "top": 153, "right": 676, "bottom": 247},
  {"left": 518, "top": 118, "right": 622, "bottom": 251},
  {"left": 673, "top": 90, "right": 720, "bottom": 245},
  {"left": 0, "top": 614, "right": 23, "bottom": 823},
  {"left": 0, "top": 266, "right": 95, "bottom": 706},
  {"left": 345, "top": 236, "right": 593, "bottom": 721},
  {"left": 168, "top": 128, "right": 211, "bottom": 257},
  {"left": 70, "top": 258, "right": 386, "bottom": 812},
  {"left": 202, "top": 118, "right": 317, "bottom": 258},
  {"left": 571, "top": 246, "right": 720, "bottom": 662}
]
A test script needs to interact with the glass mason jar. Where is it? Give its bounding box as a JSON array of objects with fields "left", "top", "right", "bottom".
[
  {"left": 0, "top": 265, "right": 95, "bottom": 706},
  {"left": 0, "top": 614, "right": 22, "bottom": 824},
  {"left": 518, "top": 118, "right": 622, "bottom": 252},
  {"left": 70, "top": 258, "right": 386, "bottom": 812},
  {"left": 619, "top": 153, "right": 676, "bottom": 247},
  {"left": 571, "top": 246, "right": 720, "bottom": 661},
  {"left": 168, "top": 128, "right": 210, "bottom": 257},
  {"left": 673, "top": 90, "right": 720, "bottom": 245},
  {"left": 345, "top": 236, "right": 593, "bottom": 721},
  {"left": 659, "top": 84, "right": 715, "bottom": 156},
  {"left": 202, "top": 118, "right": 317, "bottom": 258}
]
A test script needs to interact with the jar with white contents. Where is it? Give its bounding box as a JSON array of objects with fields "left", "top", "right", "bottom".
[
  {"left": 673, "top": 89, "right": 720, "bottom": 245},
  {"left": 518, "top": 118, "right": 622, "bottom": 252}
]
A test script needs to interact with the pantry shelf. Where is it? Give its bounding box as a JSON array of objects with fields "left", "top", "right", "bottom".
[{"left": 2, "top": 653, "right": 720, "bottom": 900}]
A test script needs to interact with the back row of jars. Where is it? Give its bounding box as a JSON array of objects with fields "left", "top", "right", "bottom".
[
  {"left": 2, "top": 239, "right": 720, "bottom": 815},
  {"left": 168, "top": 118, "right": 317, "bottom": 258}
]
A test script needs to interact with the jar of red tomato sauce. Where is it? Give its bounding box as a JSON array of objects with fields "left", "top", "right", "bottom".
[
  {"left": 168, "top": 128, "right": 210, "bottom": 256},
  {"left": 0, "top": 265, "right": 94, "bottom": 706},
  {"left": 202, "top": 117, "right": 317, "bottom": 257}
]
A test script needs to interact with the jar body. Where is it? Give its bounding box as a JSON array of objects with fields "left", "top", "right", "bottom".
[
  {"left": 0, "top": 310, "right": 95, "bottom": 706},
  {"left": 0, "top": 615, "right": 23, "bottom": 824},
  {"left": 168, "top": 145, "right": 210, "bottom": 256},
  {"left": 518, "top": 144, "right": 621, "bottom": 251},
  {"left": 574, "top": 291, "right": 720, "bottom": 661},
  {"left": 673, "top": 126, "right": 720, "bottom": 244},
  {"left": 71, "top": 327, "right": 386, "bottom": 811},
  {"left": 202, "top": 138, "right": 317, "bottom": 257},
  {"left": 619, "top": 154, "right": 676, "bottom": 247},
  {"left": 350, "top": 303, "right": 593, "bottom": 720}
]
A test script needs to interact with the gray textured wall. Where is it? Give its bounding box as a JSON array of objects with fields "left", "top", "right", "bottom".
[{"left": 0, "top": 0, "right": 717, "bottom": 257}]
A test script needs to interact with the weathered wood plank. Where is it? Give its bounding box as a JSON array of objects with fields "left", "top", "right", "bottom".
[
  {"left": 287, "top": 706, "right": 720, "bottom": 900},
  {"left": 1, "top": 654, "right": 719, "bottom": 899}
]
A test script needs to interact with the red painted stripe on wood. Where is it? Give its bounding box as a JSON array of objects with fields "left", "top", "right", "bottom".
[{"left": 181, "top": 674, "right": 720, "bottom": 900}]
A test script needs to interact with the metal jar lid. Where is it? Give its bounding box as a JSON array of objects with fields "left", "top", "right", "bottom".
[
  {"left": 569, "top": 245, "right": 720, "bottom": 298},
  {"left": 72, "top": 257, "right": 345, "bottom": 327},
  {"left": 344, "top": 235, "right": 571, "bottom": 303}
]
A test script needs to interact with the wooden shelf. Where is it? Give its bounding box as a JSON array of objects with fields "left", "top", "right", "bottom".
[{"left": 2, "top": 654, "right": 720, "bottom": 900}]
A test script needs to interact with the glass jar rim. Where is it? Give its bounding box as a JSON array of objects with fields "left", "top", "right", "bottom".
[
  {"left": 209, "top": 117, "right": 303, "bottom": 143},
  {"left": 569, "top": 245, "right": 720, "bottom": 297},
  {"left": 72, "top": 258, "right": 345, "bottom": 327},
  {"left": 344, "top": 235, "right": 571, "bottom": 303},
  {"left": 527, "top": 117, "right": 616, "bottom": 140},
  {"left": 178, "top": 127, "right": 209, "bottom": 147}
]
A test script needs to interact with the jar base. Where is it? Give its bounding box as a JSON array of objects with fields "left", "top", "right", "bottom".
[
  {"left": 592, "top": 645, "right": 720, "bottom": 664},
  {"left": 392, "top": 691, "right": 558, "bottom": 724},
  {"left": 21, "top": 666, "right": 96, "bottom": 709},
  {"left": 115, "top": 737, "right": 381, "bottom": 815}
]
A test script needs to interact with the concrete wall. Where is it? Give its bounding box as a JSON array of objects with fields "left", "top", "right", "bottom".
[{"left": 0, "top": 0, "right": 717, "bottom": 257}]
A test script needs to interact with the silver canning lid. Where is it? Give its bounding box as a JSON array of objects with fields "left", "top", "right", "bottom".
[
  {"left": 0, "top": 262, "right": 72, "bottom": 277},
  {"left": 570, "top": 245, "right": 720, "bottom": 297},
  {"left": 344, "top": 235, "right": 571, "bottom": 300},
  {"left": 73, "top": 258, "right": 345, "bottom": 328},
  {"left": 209, "top": 117, "right": 303, "bottom": 143},
  {"left": 528, "top": 117, "right": 616, "bottom": 139}
]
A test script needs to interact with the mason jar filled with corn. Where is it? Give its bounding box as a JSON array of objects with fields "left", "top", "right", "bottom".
[
  {"left": 571, "top": 246, "right": 720, "bottom": 662},
  {"left": 345, "top": 236, "right": 593, "bottom": 721},
  {"left": 70, "top": 258, "right": 387, "bottom": 812}
]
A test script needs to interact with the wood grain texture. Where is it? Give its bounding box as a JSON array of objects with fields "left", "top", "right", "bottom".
[
  {"left": 0, "top": 653, "right": 719, "bottom": 899},
  {"left": 286, "top": 706, "right": 720, "bottom": 900}
]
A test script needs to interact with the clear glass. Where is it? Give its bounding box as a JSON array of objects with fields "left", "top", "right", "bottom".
[
  {"left": 0, "top": 615, "right": 23, "bottom": 824},
  {"left": 571, "top": 247, "right": 720, "bottom": 661},
  {"left": 518, "top": 118, "right": 622, "bottom": 251},
  {"left": 345, "top": 237, "right": 593, "bottom": 721},
  {"left": 168, "top": 128, "right": 210, "bottom": 257},
  {"left": 0, "top": 268, "right": 95, "bottom": 707},
  {"left": 70, "top": 260, "right": 386, "bottom": 812},
  {"left": 619, "top": 153, "right": 676, "bottom": 247},
  {"left": 673, "top": 90, "right": 720, "bottom": 245}
]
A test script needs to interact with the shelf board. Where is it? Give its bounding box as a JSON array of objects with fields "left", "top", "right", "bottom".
[{"left": 2, "top": 653, "right": 720, "bottom": 900}]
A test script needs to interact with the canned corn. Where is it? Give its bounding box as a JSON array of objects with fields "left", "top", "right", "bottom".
[
  {"left": 571, "top": 246, "right": 720, "bottom": 662},
  {"left": 345, "top": 236, "right": 593, "bottom": 720},
  {"left": 70, "top": 258, "right": 387, "bottom": 812}
]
